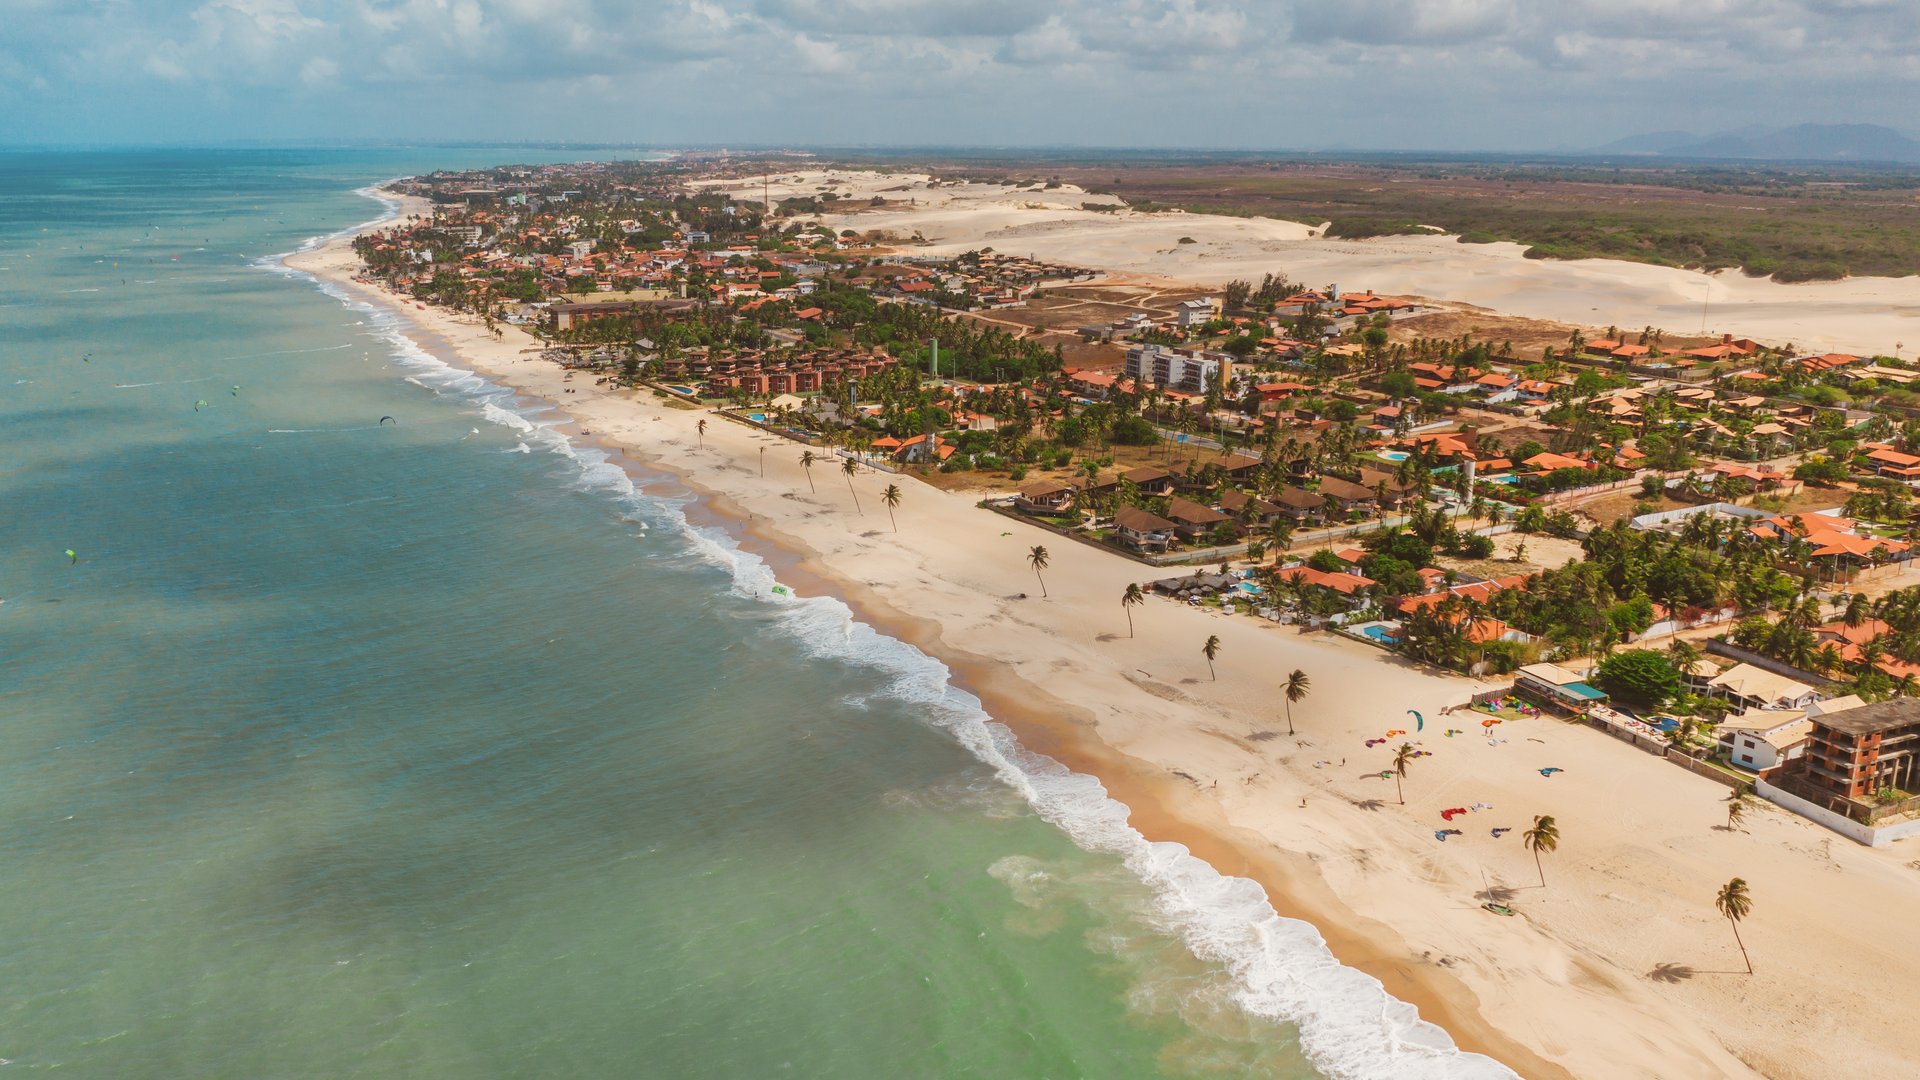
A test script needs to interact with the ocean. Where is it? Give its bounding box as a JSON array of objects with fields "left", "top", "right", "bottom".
[{"left": 0, "top": 148, "right": 1505, "bottom": 1078}]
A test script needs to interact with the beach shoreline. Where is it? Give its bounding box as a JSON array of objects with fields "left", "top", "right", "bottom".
[{"left": 285, "top": 187, "right": 1920, "bottom": 1080}]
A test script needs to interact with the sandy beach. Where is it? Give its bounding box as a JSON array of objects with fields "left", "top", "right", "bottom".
[
  {"left": 289, "top": 194, "right": 1920, "bottom": 1080},
  {"left": 700, "top": 170, "right": 1920, "bottom": 356}
]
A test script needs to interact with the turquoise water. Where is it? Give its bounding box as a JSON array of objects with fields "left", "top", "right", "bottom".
[
  {"left": 0, "top": 150, "right": 1508, "bottom": 1079},
  {"left": 1357, "top": 624, "right": 1402, "bottom": 646}
]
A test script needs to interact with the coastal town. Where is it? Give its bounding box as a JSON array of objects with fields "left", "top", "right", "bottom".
[
  {"left": 354, "top": 159, "right": 1920, "bottom": 845},
  {"left": 317, "top": 157, "right": 1920, "bottom": 1079}
]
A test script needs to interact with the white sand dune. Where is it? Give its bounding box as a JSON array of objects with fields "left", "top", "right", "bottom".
[{"left": 710, "top": 170, "right": 1920, "bottom": 356}]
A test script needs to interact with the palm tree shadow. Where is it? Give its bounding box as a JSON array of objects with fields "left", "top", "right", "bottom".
[
  {"left": 1349, "top": 798, "right": 1385, "bottom": 812},
  {"left": 1476, "top": 884, "right": 1517, "bottom": 904},
  {"left": 1095, "top": 632, "right": 1120, "bottom": 642},
  {"left": 1247, "top": 730, "right": 1281, "bottom": 742},
  {"left": 1648, "top": 963, "right": 1696, "bottom": 983}
]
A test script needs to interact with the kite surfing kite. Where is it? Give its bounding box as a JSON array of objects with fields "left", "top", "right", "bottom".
[
  {"left": 64, "top": 549, "right": 77, "bottom": 564},
  {"left": 379, "top": 416, "right": 396, "bottom": 426},
  {"left": 1407, "top": 709, "right": 1424, "bottom": 733},
  {"left": 193, "top": 400, "right": 209, "bottom": 411}
]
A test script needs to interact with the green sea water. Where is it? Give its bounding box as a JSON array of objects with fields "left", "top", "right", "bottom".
[{"left": 0, "top": 149, "right": 1508, "bottom": 1079}]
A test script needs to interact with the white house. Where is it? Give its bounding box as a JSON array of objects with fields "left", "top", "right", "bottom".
[
  {"left": 1174, "top": 297, "right": 1219, "bottom": 328},
  {"left": 1716, "top": 711, "right": 1813, "bottom": 772}
]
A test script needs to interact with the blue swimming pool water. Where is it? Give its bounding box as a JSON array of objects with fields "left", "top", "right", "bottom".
[{"left": 1358, "top": 625, "right": 1400, "bottom": 645}]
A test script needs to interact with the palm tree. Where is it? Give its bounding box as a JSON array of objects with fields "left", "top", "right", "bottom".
[
  {"left": 1282, "top": 668, "right": 1310, "bottom": 736},
  {"left": 799, "top": 450, "right": 817, "bottom": 493},
  {"left": 1121, "top": 582, "right": 1145, "bottom": 637},
  {"left": 1725, "top": 785, "right": 1752, "bottom": 832},
  {"left": 696, "top": 417, "right": 707, "bottom": 447},
  {"left": 1202, "top": 634, "right": 1221, "bottom": 680},
  {"left": 1390, "top": 741, "right": 1416, "bottom": 805},
  {"left": 1844, "top": 591, "right": 1869, "bottom": 628},
  {"left": 1715, "top": 877, "right": 1754, "bottom": 974},
  {"left": 1027, "top": 545, "right": 1050, "bottom": 598},
  {"left": 881, "top": 483, "right": 902, "bottom": 532},
  {"left": 1523, "top": 814, "right": 1559, "bottom": 887},
  {"left": 1667, "top": 637, "right": 1700, "bottom": 673},
  {"left": 841, "top": 457, "right": 862, "bottom": 513}
]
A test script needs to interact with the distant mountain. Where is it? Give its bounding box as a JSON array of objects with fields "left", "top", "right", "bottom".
[
  {"left": 1594, "top": 130, "right": 1701, "bottom": 155},
  {"left": 1592, "top": 123, "right": 1920, "bottom": 163}
]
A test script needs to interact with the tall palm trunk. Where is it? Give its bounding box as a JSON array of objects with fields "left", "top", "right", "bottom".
[{"left": 1730, "top": 919, "right": 1752, "bottom": 974}]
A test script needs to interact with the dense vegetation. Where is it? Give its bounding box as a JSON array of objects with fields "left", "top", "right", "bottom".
[{"left": 881, "top": 157, "right": 1920, "bottom": 283}]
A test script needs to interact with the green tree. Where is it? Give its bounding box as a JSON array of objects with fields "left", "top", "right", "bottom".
[
  {"left": 1391, "top": 741, "right": 1416, "bottom": 805},
  {"left": 1027, "top": 545, "right": 1050, "bottom": 598},
  {"left": 1595, "top": 649, "right": 1683, "bottom": 708},
  {"left": 1716, "top": 877, "right": 1754, "bottom": 974},
  {"left": 1523, "top": 814, "right": 1559, "bottom": 887},
  {"left": 1122, "top": 582, "right": 1145, "bottom": 638},
  {"left": 1202, "top": 634, "right": 1221, "bottom": 680},
  {"left": 842, "top": 457, "right": 862, "bottom": 513},
  {"left": 1725, "top": 788, "right": 1751, "bottom": 832},
  {"left": 799, "top": 449, "right": 817, "bottom": 493},
  {"left": 882, "top": 483, "right": 902, "bottom": 532},
  {"left": 697, "top": 417, "right": 707, "bottom": 447},
  {"left": 1283, "top": 668, "right": 1310, "bottom": 736}
]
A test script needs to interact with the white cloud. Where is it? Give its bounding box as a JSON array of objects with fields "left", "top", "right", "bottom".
[
  {"left": 299, "top": 55, "right": 339, "bottom": 85},
  {"left": 1, "top": 0, "right": 1917, "bottom": 146}
]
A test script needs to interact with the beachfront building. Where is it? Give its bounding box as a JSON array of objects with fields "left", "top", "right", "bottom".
[
  {"left": 1717, "top": 712, "right": 1814, "bottom": 772},
  {"left": 1513, "top": 663, "right": 1609, "bottom": 715},
  {"left": 1707, "top": 662, "right": 1822, "bottom": 715},
  {"left": 1113, "top": 506, "right": 1179, "bottom": 553},
  {"left": 1015, "top": 479, "right": 1076, "bottom": 515},
  {"left": 1788, "top": 698, "right": 1920, "bottom": 803},
  {"left": 1162, "top": 497, "right": 1231, "bottom": 542}
]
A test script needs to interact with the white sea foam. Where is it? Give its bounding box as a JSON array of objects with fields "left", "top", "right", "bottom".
[{"left": 268, "top": 184, "right": 1521, "bottom": 1080}]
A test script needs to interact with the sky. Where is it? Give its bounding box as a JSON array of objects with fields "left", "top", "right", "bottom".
[{"left": 1, "top": 0, "right": 1917, "bottom": 151}]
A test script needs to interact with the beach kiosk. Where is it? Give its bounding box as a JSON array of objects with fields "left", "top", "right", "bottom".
[{"left": 1514, "top": 662, "right": 1609, "bottom": 716}]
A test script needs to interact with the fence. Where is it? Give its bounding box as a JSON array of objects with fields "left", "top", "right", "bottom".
[
  {"left": 1629, "top": 502, "right": 1768, "bottom": 531},
  {"left": 1663, "top": 749, "right": 1747, "bottom": 790},
  {"left": 1755, "top": 779, "right": 1889, "bottom": 846}
]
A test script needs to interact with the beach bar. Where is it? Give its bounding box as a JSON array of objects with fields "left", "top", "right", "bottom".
[{"left": 1514, "top": 662, "right": 1609, "bottom": 715}]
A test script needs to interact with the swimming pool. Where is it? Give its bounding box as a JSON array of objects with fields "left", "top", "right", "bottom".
[
  {"left": 667, "top": 384, "right": 696, "bottom": 396},
  {"left": 1233, "top": 582, "right": 1264, "bottom": 596},
  {"left": 1356, "top": 623, "right": 1401, "bottom": 645},
  {"left": 1379, "top": 450, "right": 1410, "bottom": 462},
  {"left": 747, "top": 412, "right": 768, "bottom": 423}
]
